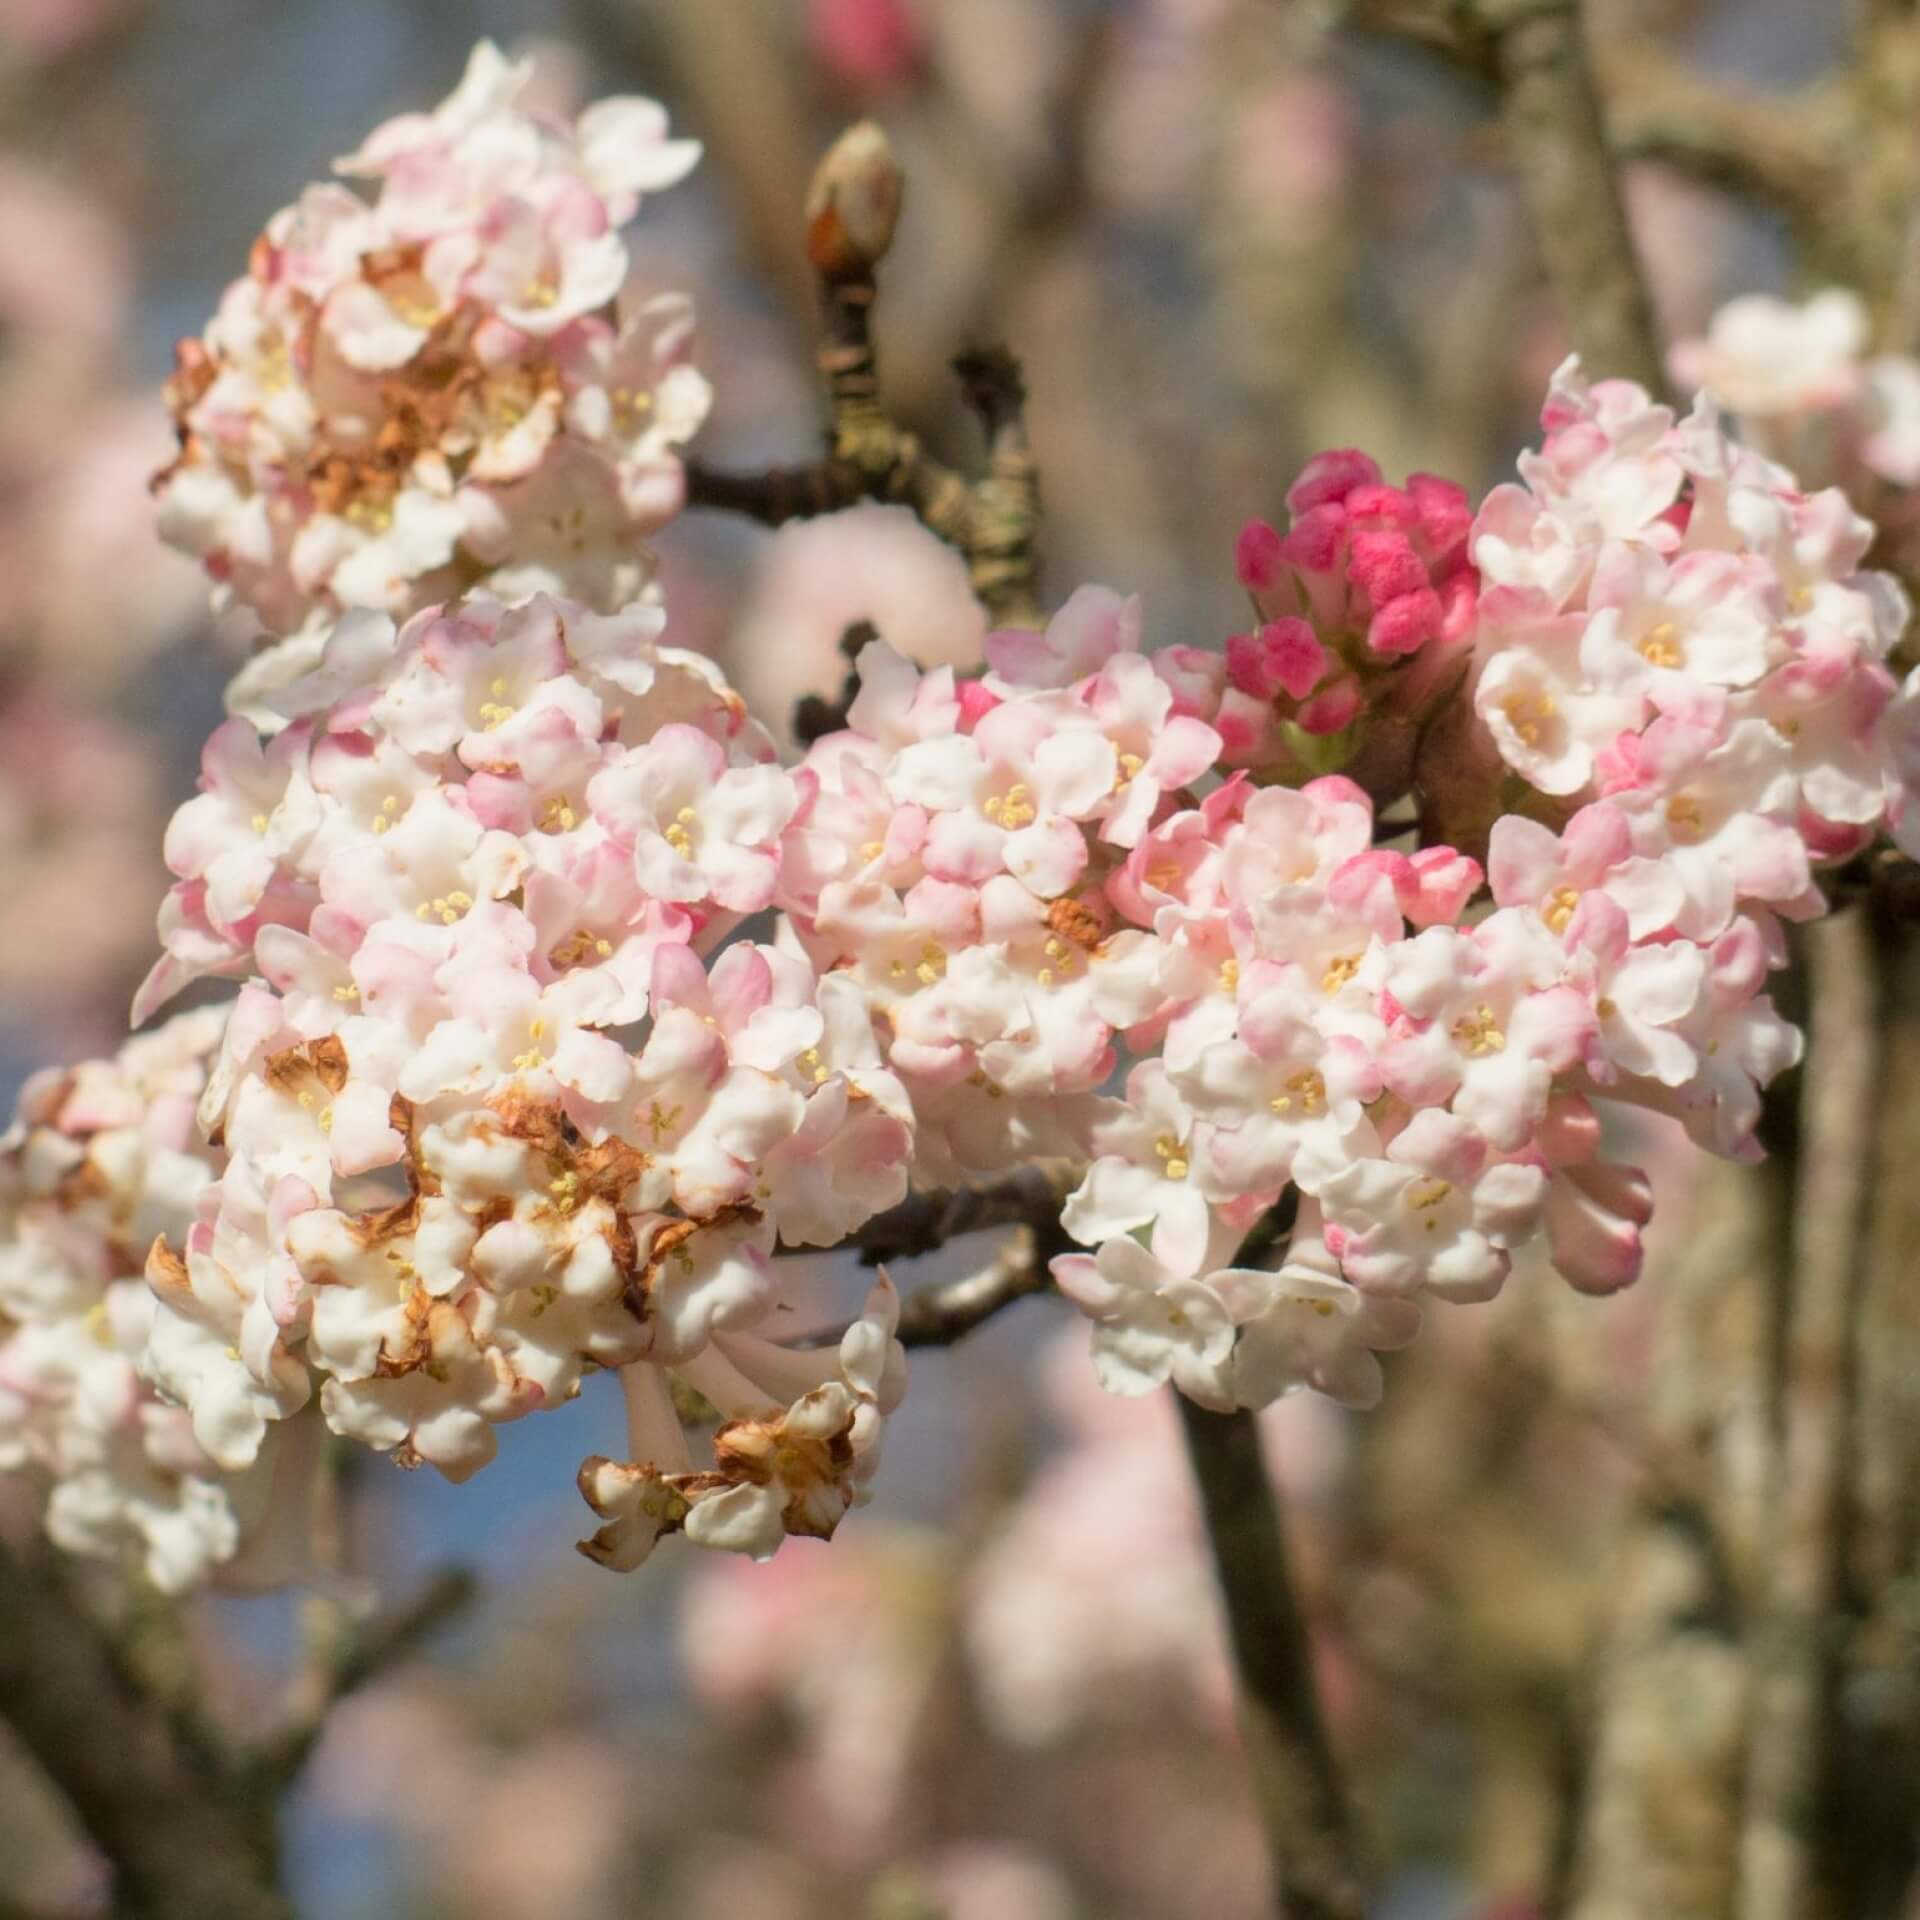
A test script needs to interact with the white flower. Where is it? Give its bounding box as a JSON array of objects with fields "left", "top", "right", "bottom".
[{"left": 1051, "top": 1236, "right": 1237, "bottom": 1406}]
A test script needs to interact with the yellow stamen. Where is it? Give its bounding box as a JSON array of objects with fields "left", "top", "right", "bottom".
[
  {"left": 1500, "top": 689, "right": 1557, "bottom": 748},
  {"left": 1543, "top": 885, "right": 1581, "bottom": 934},
  {"left": 1322, "top": 953, "right": 1361, "bottom": 994},
  {"left": 1450, "top": 1005, "right": 1506, "bottom": 1055},
  {"left": 1637, "top": 620, "right": 1684, "bottom": 669}
]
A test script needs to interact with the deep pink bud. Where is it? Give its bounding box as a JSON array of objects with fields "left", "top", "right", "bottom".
[
  {"left": 956, "top": 679, "right": 1001, "bottom": 727},
  {"left": 1366, "top": 587, "right": 1444, "bottom": 656},
  {"left": 1344, "top": 482, "right": 1416, "bottom": 531},
  {"left": 1297, "top": 676, "right": 1361, "bottom": 735},
  {"left": 1213, "top": 693, "right": 1272, "bottom": 761},
  {"left": 1347, "top": 530, "right": 1428, "bottom": 606},
  {"left": 1407, "top": 472, "right": 1473, "bottom": 553},
  {"left": 1226, "top": 630, "right": 1278, "bottom": 699},
  {"left": 1278, "top": 504, "right": 1345, "bottom": 575},
  {"left": 1438, "top": 571, "right": 1480, "bottom": 644},
  {"left": 1798, "top": 809, "right": 1872, "bottom": 861},
  {"left": 1236, "top": 519, "right": 1287, "bottom": 593},
  {"left": 1285, "top": 448, "right": 1382, "bottom": 515},
  {"left": 1227, "top": 618, "right": 1328, "bottom": 702},
  {"left": 808, "top": 0, "right": 925, "bottom": 93}
]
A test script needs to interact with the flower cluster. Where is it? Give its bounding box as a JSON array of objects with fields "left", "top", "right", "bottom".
[
  {"left": 771, "top": 597, "right": 1437, "bottom": 1409},
  {"left": 154, "top": 41, "right": 709, "bottom": 670},
  {"left": 778, "top": 404, "right": 1916, "bottom": 1412},
  {"left": 0, "top": 1009, "right": 312, "bottom": 1592},
  {"left": 137, "top": 590, "right": 912, "bottom": 1571},
  {"left": 1475, "top": 357, "right": 1919, "bottom": 881}
]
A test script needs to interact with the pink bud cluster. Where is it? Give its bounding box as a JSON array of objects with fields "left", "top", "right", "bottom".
[
  {"left": 0, "top": 1009, "right": 313, "bottom": 1591},
  {"left": 154, "top": 41, "right": 709, "bottom": 658},
  {"left": 136, "top": 591, "right": 911, "bottom": 1571},
  {"left": 1222, "top": 451, "right": 1478, "bottom": 763}
]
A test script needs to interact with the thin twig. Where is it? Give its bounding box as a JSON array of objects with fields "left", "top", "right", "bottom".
[
  {"left": 785, "top": 1168, "right": 1077, "bottom": 1349},
  {"left": 680, "top": 123, "right": 1046, "bottom": 625},
  {"left": 953, "top": 346, "right": 1043, "bottom": 628},
  {"left": 1177, "top": 1394, "right": 1370, "bottom": 1920},
  {"left": 785, "top": 1164, "right": 1079, "bottom": 1267},
  {"left": 897, "top": 1218, "right": 1069, "bottom": 1349},
  {"left": 247, "top": 1567, "right": 477, "bottom": 1789},
  {"left": 0, "top": 1537, "right": 288, "bottom": 1920}
]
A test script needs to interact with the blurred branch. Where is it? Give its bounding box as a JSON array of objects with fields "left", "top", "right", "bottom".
[
  {"left": 1340, "top": 0, "right": 1663, "bottom": 388},
  {"left": 1737, "top": 910, "right": 1883, "bottom": 1920},
  {"left": 1599, "top": 48, "right": 1842, "bottom": 231},
  {"left": 1566, "top": 1159, "right": 1777, "bottom": 1920},
  {"left": 684, "top": 122, "right": 1045, "bottom": 625},
  {"left": 1178, "top": 1395, "right": 1370, "bottom": 1920},
  {"left": 0, "top": 1537, "right": 288, "bottom": 1920},
  {"left": 1473, "top": 0, "right": 1664, "bottom": 389},
  {"left": 248, "top": 1566, "right": 478, "bottom": 1789},
  {"left": 784, "top": 1166, "right": 1076, "bottom": 1347},
  {"left": 1344, "top": 0, "right": 1920, "bottom": 345},
  {"left": 896, "top": 1219, "right": 1067, "bottom": 1348},
  {"left": 1336, "top": 0, "right": 1494, "bottom": 77},
  {"left": 1831, "top": 896, "right": 1920, "bottom": 1916},
  {"left": 930, "top": 9, "right": 1122, "bottom": 366}
]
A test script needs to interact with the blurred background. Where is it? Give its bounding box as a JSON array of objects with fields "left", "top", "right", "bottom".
[{"left": 0, "top": 0, "right": 1870, "bottom": 1914}]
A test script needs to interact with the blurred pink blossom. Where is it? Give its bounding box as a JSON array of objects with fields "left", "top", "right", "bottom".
[
  {"left": 722, "top": 503, "right": 987, "bottom": 742},
  {"left": 0, "top": 0, "right": 127, "bottom": 66},
  {"left": 965, "top": 1331, "right": 1343, "bottom": 1746},
  {"left": 312, "top": 1690, "right": 628, "bottom": 1919},
  {"left": 0, "top": 693, "right": 163, "bottom": 1017},
  {"left": 808, "top": 0, "right": 926, "bottom": 95},
  {"left": 680, "top": 1532, "right": 945, "bottom": 1864}
]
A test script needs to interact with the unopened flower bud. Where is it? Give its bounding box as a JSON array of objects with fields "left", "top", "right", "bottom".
[{"left": 806, "top": 120, "right": 904, "bottom": 279}]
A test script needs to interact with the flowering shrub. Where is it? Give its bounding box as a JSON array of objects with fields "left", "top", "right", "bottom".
[
  {"left": 0, "top": 43, "right": 1909, "bottom": 1603},
  {"left": 120, "top": 355, "right": 1920, "bottom": 1582}
]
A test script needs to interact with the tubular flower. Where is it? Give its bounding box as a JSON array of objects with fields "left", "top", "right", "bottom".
[
  {"left": 137, "top": 590, "right": 913, "bottom": 1571},
  {"left": 154, "top": 41, "right": 708, "bottom": 672},
  {"left": 0, "top": 1009, "right": 317, "bottom": 1592}
]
